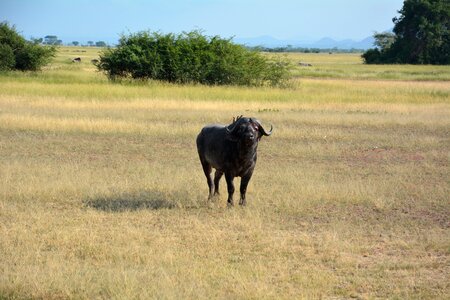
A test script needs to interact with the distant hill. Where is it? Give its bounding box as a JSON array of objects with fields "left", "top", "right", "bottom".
[{"left": 234, "top": 35, "right": 375, "bottom": 50}]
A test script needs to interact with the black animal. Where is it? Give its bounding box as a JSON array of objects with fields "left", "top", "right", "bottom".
[
  {"left": 72, "top": 57, "right": 81, "bottom": 63},
  {"left": 196, "top": 116, "right": 273, "bottom": 206}
]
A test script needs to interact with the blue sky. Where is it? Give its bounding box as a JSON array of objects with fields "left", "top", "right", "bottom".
[{"left": 1, "top": 0, "right": 404, "bottom": 43}]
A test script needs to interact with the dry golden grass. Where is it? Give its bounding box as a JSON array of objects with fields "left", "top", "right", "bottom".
[
  {"left": 0, "top": 47, "right": 449, "bottom": 299},
  {"left": 286, "top": 52, "right": 450, "bottom": 81}
]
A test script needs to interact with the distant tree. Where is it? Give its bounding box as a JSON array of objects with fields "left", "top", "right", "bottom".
[
  {"left": 87, "top": 41, "right": 94, "bottom": 47},
  {"left": 373, "top": 32, "right": 396, "bottom": 50},
  {"left": 44, "top": 35, "right": 59, "bottom": 45},
  {"left": 362, "top": 32, "right": 396, "bottom": 63},
  {"left": 95, "top": 41, "right": 106, "bottom": 47},
  {"left": 72, "top": 41, "right": 79, "bottom": 46},
  {"left": 31, "top": 37, "right": 43, "bottom": 44},
  {"left": 363, "top": 0, "right": 450, "bottom": 64},
  {"left": 0, "top": 22, "right": 56, "bottom": 71}
]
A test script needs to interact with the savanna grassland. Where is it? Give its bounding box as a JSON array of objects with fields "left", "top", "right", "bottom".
[{"left": 0, "top": 47, "right": 449, "bottom": 299}]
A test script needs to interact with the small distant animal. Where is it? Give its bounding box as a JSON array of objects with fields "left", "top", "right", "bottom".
[
  {"left": 196, "top": 116, "right": 273, "bottom": 206},
  {"left": 299, "top": 62, "right": 312, "bottom": 67},
  {"left": 72, "top": 57, "right": 81, "bottom": 63}
]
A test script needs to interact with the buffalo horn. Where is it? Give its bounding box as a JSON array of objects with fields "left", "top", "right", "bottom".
[{"left": 254, "top": 119, "right": 273, "bottom": 136}]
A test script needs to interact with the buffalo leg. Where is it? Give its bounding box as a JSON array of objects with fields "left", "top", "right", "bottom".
[
  {"left": 200, "top": 160, "right": 214, "bottom": 199},
  {"left": 225, "top": 173, "right": 235, "bottom": 206},
  {"left": 239, "top": 173, "right": 253, "bottom": 206},
  {"left": 213, "top": 170, "right": 223, "bottom": 196}
]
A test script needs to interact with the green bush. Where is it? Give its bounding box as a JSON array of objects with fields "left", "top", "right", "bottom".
[
  {"left": 97, "top": 30, "right": 291, "bottom": 87},
  {"left": 0, "top": 22, "right": 56, "bottom": 71},
  {"left": 15, "top": 42, "right": 55, "bottom": 71},
  {"left": 361, "top": 48, "right": 383, "bottom": 64},
  {"left": 0, "top": 43, "right": 15, "bottom": 71}
]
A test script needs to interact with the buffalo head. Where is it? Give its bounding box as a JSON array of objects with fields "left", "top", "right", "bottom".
[{"left": 226, "top": 115, "right": 273, "bottom": 145}]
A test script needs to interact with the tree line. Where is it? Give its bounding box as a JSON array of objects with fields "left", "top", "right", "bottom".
[
  {"left": 33, "top": 35, "right": 108, "bottom": 47},
  {"left": 249, "top": 46, "right": 364, "bottom": 54}
]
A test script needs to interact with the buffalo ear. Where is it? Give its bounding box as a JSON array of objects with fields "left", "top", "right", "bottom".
[{"left": 251, "top": 122, "right": 263, "bottom": 140}]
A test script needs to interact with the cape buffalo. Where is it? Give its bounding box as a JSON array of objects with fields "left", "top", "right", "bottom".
[{"left": 196, "top": 116, "right": 273, "bottom": 206}]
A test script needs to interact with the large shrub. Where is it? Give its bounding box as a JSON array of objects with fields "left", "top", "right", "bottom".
[
  {"left": 0, "top": 22, "right": 56, "bottom": 71},
  {"left": 0, "top": 43, "right": 15, "bottom": 71},
  {"left": 97, "top": 31, "right": 290, "bottom": 87}
]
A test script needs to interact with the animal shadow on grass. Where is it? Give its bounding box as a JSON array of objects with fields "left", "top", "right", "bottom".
[{"left": 84, "top": 190, "right": 180, "bottom": 212}]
